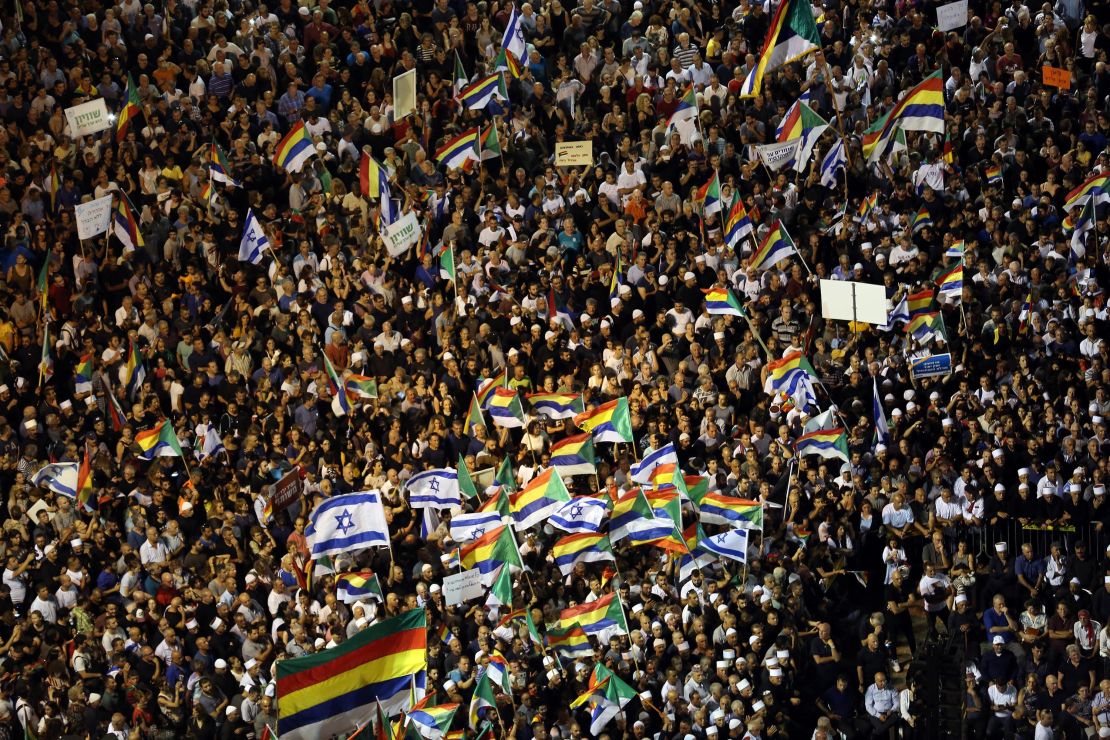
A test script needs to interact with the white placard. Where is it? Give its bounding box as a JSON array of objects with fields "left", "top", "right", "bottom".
[
  {"left": 64, "top": 98, "right": 112, "bottom": 138},
  {"left": 936, "top": 0, "right": 968, "bottom": 32},
  {"left": 443, "top": 568, "right": 485, "bottom": 605},
  {"left": 383, "top": 210, "right": 422, "bottom": 256},
  {"left": 74, "top": 194, "right": 115, "bottom": 239},
  {"left": 393, "top": 69, "right": 417, "bottom": 120},
  {"left": 754, "top": 139, "right": 801, "bottom": 171},
  {"left": 819, "top": 279, "right": 890, "bottom": 325}
]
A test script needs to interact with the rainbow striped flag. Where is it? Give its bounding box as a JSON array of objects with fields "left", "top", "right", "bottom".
[
  {"left": 407, "top": 701, "right": 460, "bottom": 740},
  {"left": 113, "top": 193, "right": 144, "bottom": 252},
  {"left": 762, "top": 352, "right": 817, "bottom": 409},
  {"left": 438, "top": 625, "right": 457, "bottom": 645},
  {"left": 435, "top": 128, "right": 480, "bottom": 170},
  {"left": 557, "top": 593, "right": 628, "bottom": 638},
  {"left": 573, "top": 398, "right": 633, "bottom": 443},
  {"left": 135, "top": 420, "right": 183, "bottom": 460},
  {"left": 345, "top": 374, "right": 379, "bottom": 400},
  {"left": 116, "top": 73, "right": 142, "bottom": 142},
  {"left": 862, "top": 71, "right": 945, "bottom": 162},
  {"left": 748, "top": 220, "right": 797, "bottom": 271},
  {"left": 46, "top": 161, "right": 59, "bottom": 212},
  {"left": 276, "top": 609, "right": 427, "bottom": 740},
  {"left": 553, "top": 532, "right": 614, "bottom": 575},
  {"left": 703, "top": 286, "right": 745, "bottom": 316},
  {"left": 696, "top": 493, "right": 764, "bottom": 529},
  {"left": 336, "top": 571, "right": 384, "bottom": 603},
  {"left": 76, "top": 444, "right": 95, "bottom": 513},
  {"left": 549, "top": 433, "right": 596, "bottom": 476},
  {"left": 492, "top": 47, "right": 522, "bottom": 79},
  {"left": 476, "top": 369, "right": 507, "bottom": 408},
  {"left": 487, "top": 387, "right": 525, "bottom": 428},
  {"left": 935, "top": 263, "right": 962, "bottom": 303},
  {"left": 737, "top": 0, "right": 820, "bottom": 98},
  {"left": 458, "top": 72, "right": 507, "bottom": 110},
  {"left": 509, "top": 467, "right": 571, "bottom": 530},
  {"left": 695, "top": 171, "right": 723, "bottom": 216},
  {"left": 985, "top": 164, "right": 1002, "bottom": 185},
  {"left": 795, "top": 428, "right": 849, "bottom": 461},
  {"left": 945, "top": 240, "right": 965, "bottom": 259},
  {"left": 856, "top": 191, "right": 878, "bottom": 222},
  {"left": 209, "top": 141, "right": 240, "bottom": 187},
  {"left": 459, "top": 525, "right": 523, "bottom": 583},
  {"left": 124, "top": 340, "right": 145, "bottom": 398},
  {"left": 360, "top": 153, "right": 397, "bottom": 231},
  {"left": 907, "top": 289, "right": 934, "bottom": 317},
  {"left": 1064, "top": 171, "right": 1110, "bottom": 211},
  {"left": 273, "top": 121, "right": 315, "bottom": 173},
  {"left": 911, "top": 206, "right": 932, "bottom": 232},
  {"left": 525, "top": 392, "right": 583, "bottom": 420},
  {"left": 545, "top": 624, "right": 592, "bottom": 660},
  {"left": 75, "top": 353, "right": 94, "bottom": 393},
  {"left": 724, "top": 195, "right": 755, "bottom": 250},
  {"left": 608, "top": 488, "right": 658, "bottom": 543},
  {"left": 905, "top": 312, "right": 945, "bottom": 343}
]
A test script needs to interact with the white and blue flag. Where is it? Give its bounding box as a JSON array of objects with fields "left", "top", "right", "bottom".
[
  {"left": 32, "top": 463, "right": 79, "bottom": 498},
  {"left": 819, "top": 138, "right": 847, "bottom": 189},
  {"left": 421, "top": 506, "right": 441, "bottom": 539},
  {"left": 238, "top": 207, "right": 269, "bottom": 264},
  {"left": 501, "top": 5, "right": 527, "bottom": 61},
  {"left": 306, "top": 491, "right": 390, "bottom": 558},
  {"left": 803, "top": 408, "right": 837, "bottom": 435},
  {"left": 879, "top": 293, "right": 910, "bottom": 332},
  {"left": 698, "top": 528, "right": 750, "bottom": 564},
  {"left": 630, "top": 443, "right": 678, "bottom": 484},
  {"left": 873, "top": 377, "right": 891, "bottom": 446},
  {"left": 195, "top": 423, "right": 225, "bottom": 461},
  {"left": 404, "top": 469, "right": 462, "bottom": 509},
  {"left": 449, "top": 509, "right": 504, "bottom": 542},
  {"left": 549, "top": 496, "right": 608, "bottom": 534}
]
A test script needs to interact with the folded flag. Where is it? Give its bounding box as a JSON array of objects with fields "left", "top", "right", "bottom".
[
  {"left": 945, "top": 240, "right": 965, "bottom": 259},
  {"left": 738, "top": 0, "right": 820, "bottom": 98},
  {"left": 136, "top": 420, "right": 184, "bottom": 460},
  {"left": 239, "top": 207, "right": 270, "bottom": 264},
  {"left": 935, "top": 263, "right": 962, "bottom": 304},
  {"left": 795, "top": 427, "right": 850, "bottom": 461},
  {"left": 335, "top": 571, "right": 384, "bottom": 604},
  {"left": 695, "top": 171, "right": 723, "bottom": 216},
  {"left": 905, "top": 312, "right": 946, "bottom": 343},
  {"left": 407, "top": 702, "right": 460, "bottom": 740},
  {"left": 553, "top": 531, "right": 615, "bottom": 575},
  {"left": 819, "top": 137, "right": 847, "bottom": 189},
  {"left": 724, "top": 195, "right": 755, "bottom": 250},
  {"left": 306, "top": 491, "right": 391, "bottom": 558},
  {"left": 345, "top": 374, "right": 379, "bottom": 400},
  {"left": 487, "top": 387, "right": 525, "bottom": 428},
  {"left": 525, "top": 392, "right": 584, "bottom": 420},
  {"left": 574, "top": 664, "right": 638, "bottom": 735},
  {"left": 1063, "top": 171, "right": 1110, "bottom": 212},
  {"left": 679, "top": 522, "right": 718, "bottom": 582},
  {"left": 549, "top": 496, "right": 609, "bottom": 534},
  {"left": 763, "top": 352, "right": 818, "bottom": 410},
  {"left": 549, "top": 433, "right": 597, "bottom": 476},
  {"left": 664, "top": 85, "right": 699, "bottom": 145},
  {"left": 468, "top": 673, "right": 496, "bottom": 730},
  {"left": 697, "top": 526, "right": 751, "bottom": 564},
  {"left": 196, "top": 422, "right": 225, "bottom": 461},
  {"left": 985, "top": 164, "right": 1002, "bottom": 185},
  {"left": 630, "top": 442, "right": 679, "bottom": 484},
  {"left": 573, "top": 397, "right": 633, "bottom": 443},
  {"left": 911, "top": 206, "right": 933, "bottom": 233},
  {"left": 907, "top": 289, "right": 934, "bottom": 317},
  {"left": 405, "top": 469, "right": 462, "bottom": 510},
  {"left": 276, "top": 609, "right": 427, "bottom": 740},
  {"left": 509, "top": 467, "right": 571, "bottom": 531},
  {"left": 435, "top": 128, "right": 480, "bottom": 170},
  {"left": 458, "top": 72, "right": 507, "bottom": 110},
  {"left": 608, "top": 487, "right": 660, "bottom": 543},
  {"left": 476, "top": 369, "right": 508, "bottom": 409},
  {"left": 32, "top": 462, "right": 79, "bottom": 498}
]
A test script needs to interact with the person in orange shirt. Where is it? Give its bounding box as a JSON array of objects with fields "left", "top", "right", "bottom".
[{"left": 624, "top": 187, "right": 649, "bottom": 224}]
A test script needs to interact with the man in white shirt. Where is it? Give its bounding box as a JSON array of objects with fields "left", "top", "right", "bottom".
[
  {"left": 917, "top": 560, "right": 953, "bottom": 634},
  {"left": 139, "top": 527, "right": 169, "bottom": 566},
  {"left": 986, "top": 675, "right": 1017, "bottom": 737},
  {"left": 864, "top": 671, "right": 901, "bottom": 738}
]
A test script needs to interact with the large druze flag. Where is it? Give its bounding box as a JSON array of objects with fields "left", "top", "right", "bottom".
[{"left": 277, "top": 609, "right": 428, "bottom": 740}]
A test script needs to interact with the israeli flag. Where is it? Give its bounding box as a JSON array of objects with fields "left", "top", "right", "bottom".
[
  {"left": 32, "top": 463, "right": 79, "bottom": 498},
  {"left": 819, "top": 138, "right": 847, "bottom": 189},
  {"left": 404, "top": 469, "right": 462, "bottom": 510},
  {"left": 873, "top": 377, "right": 891, "bottom": 446},
  {"left": 630, "top": 443, "right": 678, "bottom": 484},
  {"left": 501, "top": 6, "right": 527, "bottom": 62},
  {"left": 450, "top": 510, "right": 504, "bottom": 542},
  {"left": 879, "top": 294, "right": 910, "bottom": 332},
  {"left": 421, "top": 506, "right": 441, "bottom": 539},
  {"left": 238, "top": 207, "right": 269, "bottom": 265},
  {"left": 195, "top": 423, "right": 225, "bottom": 461},
  {"left": 550, "top": 497, "right": 609, "bottom": 534},
  {"left": 306, "top": 491, "right": 390, "bottom": 558},
  {"left": 803, "top": 408, "right": 837, "bottom": 434},
  {"left": 698, "top": 528, "right": 750, "bottom": 564}
]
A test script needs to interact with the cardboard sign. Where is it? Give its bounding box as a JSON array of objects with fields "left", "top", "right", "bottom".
[
  {"left": 910, "top": 353, "right": 952, "bottom": 379},
  {"left": 935, "top": 0, "right": 968, "bottom": 32},
  {"left": 267, "top": 466, "right": 305, "bottom": 516},
  {"left": 555, "top": 141, "right": 593, "bottom": 166},
  {"left": 443, "top": 568, "right": 486, "bottom": 605},
  {"left": 383, "top": 211, "right": 422, "bottom": 256},
  {"left": 1042, "top": 66, "right": 1070, "bottom": 89},
  {"left": 393, "top": 69, "right": 417, "bottom": 120},
  {"left": 819, "top": 279, "right": 890, "bottom": 325},
  {"left": 74, "top": 194, "right": 115, "bottom": 239},
  {"left": 64, "top": 98, "right": 112, "bottom": 138}
]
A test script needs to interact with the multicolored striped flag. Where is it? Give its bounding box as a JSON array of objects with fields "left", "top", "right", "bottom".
[
  {"left": 276, "top": 609, "right": 427, "bottom": 739},
  {"left": 508, "top": 467, "right": 571, "bottom": 530},
  {"left": 487, "top": 387, "right": 525, "bottom": 428},
  {"left": 335, "top": 572, "right": 384, "bottom": 604},
  {"left": 549, "top": 433, "right": 597, "bottom": 476},
  {"left": 525, "top": 392, "right": 583, "bottom": 420},
  {"left": 556, "top": 592, "right": 628, "bottom": 639},
  {"left": 795, "top": 427, "right": 850, "bottom": 461},
  {"left": 573, "top": 398, "right": 633, "bottom": 443},
  {"left": 553, "top": 531, "right": 614, "bottom": 575},
  {"left": 702, "top": 286, "right": 746, "bottom": 316},
  {"left": 748, "top": 221, "right": 797, "bottom": 271},
  {"left": 135, "top": 420, "right": 183, "bottom": 460}
]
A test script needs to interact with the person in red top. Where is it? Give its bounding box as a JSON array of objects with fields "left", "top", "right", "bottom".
[{"left": 996, "top": 42, "right": 1024, "bottom": 80}]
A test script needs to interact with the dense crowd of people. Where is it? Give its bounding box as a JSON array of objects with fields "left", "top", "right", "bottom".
[{"left": 0, "top": 0, "right": 1108, "bottom": 738}]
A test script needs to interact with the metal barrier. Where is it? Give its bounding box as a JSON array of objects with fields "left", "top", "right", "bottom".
[{"left": 964, "top": 521, "right": 1103, "bottom": 558}]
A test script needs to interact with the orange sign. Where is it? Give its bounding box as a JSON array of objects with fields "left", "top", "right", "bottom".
[{"left": 1043, "top": 66, "right": 1070, "bottom": 89}]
